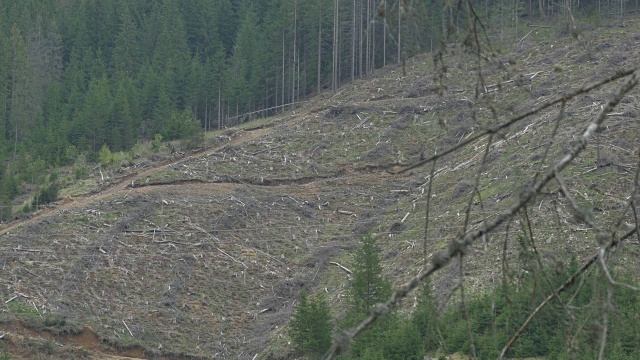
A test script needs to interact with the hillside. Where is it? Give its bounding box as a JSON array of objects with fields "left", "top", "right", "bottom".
[{"left": 1, "top": 20, "right": 640, "bottom": 359}]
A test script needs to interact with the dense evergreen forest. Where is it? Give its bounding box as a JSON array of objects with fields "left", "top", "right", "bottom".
[
  {"left": 0, "top": 0, "right": 430, "bottom": 166},
  {"left": 0, "top": 0, "right": 636, "bottom": 218}
]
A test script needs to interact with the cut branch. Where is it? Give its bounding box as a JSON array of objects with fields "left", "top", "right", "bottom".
[
  {"left": 329, "top": 261, "right": 352, "bottom": 274},
  {"left": 394, "top": 68, "right": 636, "bottom": 174},
  {"left": 324, "top": 70, "right": 638, "bottom": 360}
]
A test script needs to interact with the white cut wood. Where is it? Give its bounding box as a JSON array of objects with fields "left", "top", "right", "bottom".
[
  {"left": 122, "top": 320, "right": 133, "bottom": 337},
  {"left": 329, "top": 261, "right": 353, "bottom": 274}
]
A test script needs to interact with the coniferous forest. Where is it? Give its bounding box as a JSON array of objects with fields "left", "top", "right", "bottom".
[
  {"left": 0, "top": 0, "right": 636, "bottom": 219},
  {"left": 0, "top": 0, "right": 434, "bottom": 161}
]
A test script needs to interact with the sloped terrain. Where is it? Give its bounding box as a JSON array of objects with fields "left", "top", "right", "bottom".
[{"left": 1, "top": 22, "right": 640, "bottom": 359}]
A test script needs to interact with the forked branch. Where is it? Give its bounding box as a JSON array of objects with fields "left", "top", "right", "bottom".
[{"left": 324, "top": 70, "right": 638, "bottom": 360}]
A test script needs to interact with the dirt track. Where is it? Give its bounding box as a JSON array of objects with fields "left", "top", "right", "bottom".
[{"left": 0, "top": 126, "right": 272, "bottom": 238}]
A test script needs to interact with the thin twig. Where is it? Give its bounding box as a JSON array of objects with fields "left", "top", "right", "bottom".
[
  {"left": 423, "top": 160, "right": 437, "bottom": 270},
  {"left": 598, "top": 249, "right": 640, "bottom": 291},
  {"left": 394, "top": 68, "right": 635, "bottom": 175},
  {"left": 533, "top": 101, "right": 565, "bottom": 184},
  {"left": 325, "top": 70, "right": 638, "bottom": 360},
  {"left": 598, "top": 284, "right": 612, "bottom": 360},
  {"left": 463, "top": 134, "right": 493, "bottom": 234}
]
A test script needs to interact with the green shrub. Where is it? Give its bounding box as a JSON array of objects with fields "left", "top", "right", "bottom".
[
  {"left": 112, "top": 151, "right": 133, "bottom": 168},
  {"left": 162, "top": 110, "right": 204, "bottom": 150},
  {"left": 74, "top": 154, "right": 89, "bottom": 179},
  {"left": 432, "top": 261, "right": 640, "bottom": 359},
  {"left": 151, "top": 134, "right": 163, "bottom": 153},
  {"left": 98, "top": 144, "right": 113, "bottom": 167},
  {"left": 62, "top": 145, "right": 79, "bottom": 165},
  {"left": 31, "top": 181, "right": 59, "bottom": 210}
]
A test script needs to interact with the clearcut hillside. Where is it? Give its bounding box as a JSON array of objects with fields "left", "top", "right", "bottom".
[{"left": 1, "top": 20, "right": 639, "bottom": 359}]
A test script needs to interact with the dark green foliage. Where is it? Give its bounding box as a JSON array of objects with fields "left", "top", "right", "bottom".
[
  {"left": 0, "top": 163, "right": 15, "bottom": 222},
  {"left": 349, "top": 235, "right": 392, "bottom": 315},
  {"left": 289, "top": 291, "right": 332, "bottom": 359},
  {"left": 336, "top": 236, "right": 428, "bottom": 360},
  {"left": 432, "top": 260, "right": 640, "bottom": 359},
  {"left": 31, "top": 181, "right": 59, "bottom": 210},
  {"left": 413, "top": 278, "right": 440, "bottom": 352},
  {"left": 162, "top": 111, "right": 201, "bottom": 142},
  {"left": 382, "top": 319, "right": 424, "bottom": 360}
]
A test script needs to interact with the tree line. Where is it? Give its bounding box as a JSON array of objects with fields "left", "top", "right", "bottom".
[
  {"left": 0, "top": 0, "right": 429, "bottom": 165},
  {"left": 0, "top": 0, "right": 637, "bottom": 214}
]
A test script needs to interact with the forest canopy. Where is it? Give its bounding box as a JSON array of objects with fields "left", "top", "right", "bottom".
[{"left": 0, "top": 0, "right": 628, "bottom": 163}]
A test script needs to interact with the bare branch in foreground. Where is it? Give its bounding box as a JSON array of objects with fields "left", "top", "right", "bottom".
[
  {"left": 394, "top": 68, "right": 635, "bottom": 175},
  {"left": 497, "top": 225, "right": 638, "bottom": 360},
  {"left": 324, "top": 70, "right": 638, "bottom": 360}
]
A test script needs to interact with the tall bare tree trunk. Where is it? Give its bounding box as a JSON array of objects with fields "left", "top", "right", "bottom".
[
  {"left": 282, "top": 30, "right": 286, "bottom": 108},
  {"left": 318, "top": 9, "right": 322, "bottom": 94},
  {"left": 352, "top": 0, "right": 356, "bottom": 81},
  {"left": 359, "top": 0, "right": 363, "bottom": 78},
  {"left": 292, "top": 0, "right": 297, "bottom": 106},
  {"left": 383, "top": 0, "right": 386, "bottom": 67},
  {"left": 371, "top": 0, "right": 376, "bottom": 73},
  {"left": 430, "top": 4, "right": 434, "bottom": 53},
  {"left": 217, "top": 84, "right": 221, "bottom": 129},
  {"left": 398, "top": 0, "right": 401, "bottom": 64},
  {"left": 365, "top": 0, "right": 370, "bottom": 76},
  {"left": 332, "top": 0, "right": 339, "bottom": 91}
]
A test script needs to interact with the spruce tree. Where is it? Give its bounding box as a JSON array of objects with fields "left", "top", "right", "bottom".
[
  {"left": 413, "top": 277, "right": 440, "bottom": 352},
  {"left": 289, "top": 291, "right": 332, "bottom": 359},
  {"left": 349, "top": 235, "right": 391, "bottom": 315},
  {"left": 344, "top": 235, "right": 394, "bottom": 358}
]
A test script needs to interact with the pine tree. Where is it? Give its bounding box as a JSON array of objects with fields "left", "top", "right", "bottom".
[
  {"left": 413, "top": 277, "right": 440, "bottom": 353},
  {"left": 0, "top": 14, "right": 10, "bottom": 154},
  {"left": 81, "top": 75, "right": 112, "bottom": 154},
  {"left": 383, "top": 319, "right": 425, "bottom": 360},
  {"left": 226, "top": 4, "right": 263, "bottom": 114},
  {"left": 216, "top": 0, "right": 237, "bottom": 57},
  {"left": 0, "top": 161, "right": 13, "bottom": 222},
  {"left": 289, "top": 291, "right": 332, "bottom": 359},
  {"left": 349, "top": 235, "right": 392, "bottom": 315},
  {"left": 8, "top": 24, "right": 29, "bottom": 160},
  {"left": 343, "top": 235, "right": 394, "bottom": 358},
  {"left": 113, "top": 2, "right": 141, "bottom": 78}
]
